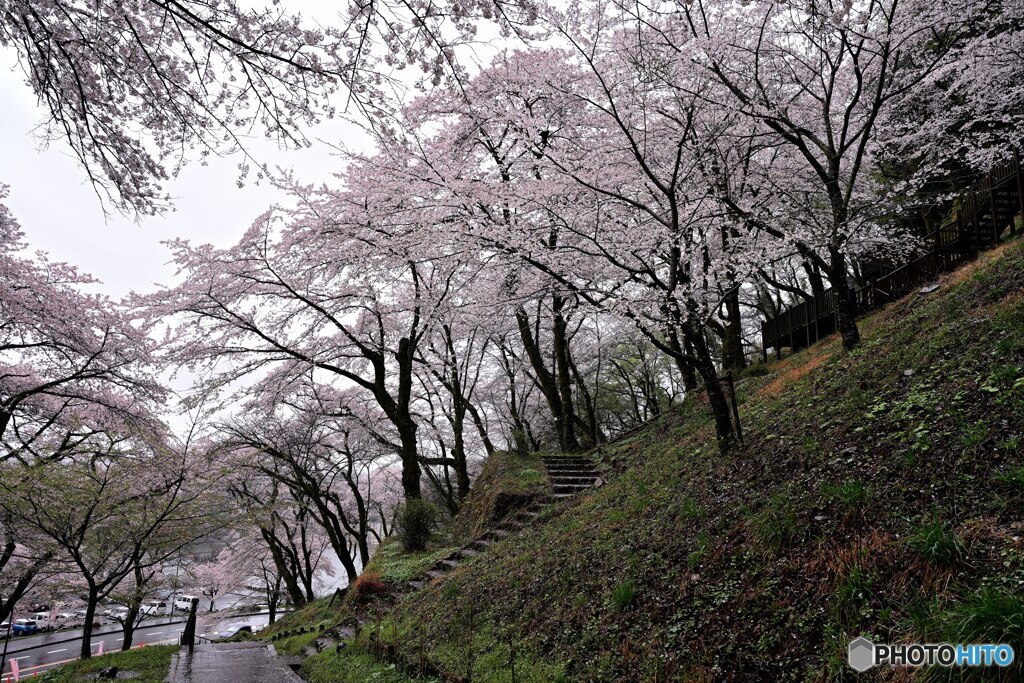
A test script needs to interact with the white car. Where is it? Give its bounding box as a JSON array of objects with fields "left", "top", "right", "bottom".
[
  {"left": 173, "top": 594, "right": 199, "bottom": 611},
  {"left": 106, "top": 607, "right": 130, "bottom": 621},
  {"left": 139, "top": 600, "right": 168, "bottom": 615}
]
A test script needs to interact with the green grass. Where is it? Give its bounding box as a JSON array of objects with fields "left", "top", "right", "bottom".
[
  {"left": 372, "top": 538, "right": 461, "bottom": 587},
  {"left": 39, "top": 645, "right": 178, "bottom": 683},
  {"left": 909, "top": 516, "right": 968, "bottom": 568},
  {"left": 302, "top": 648, "right": 438, "bottom": 683},
  {"left": 610, "top": 579, "right": 637, "bottom": 612}
]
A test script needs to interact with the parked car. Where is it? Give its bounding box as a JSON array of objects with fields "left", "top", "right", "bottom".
[
  {"left": 173, "top": 594, "right": 199, "bottom": 611},
  {"left": 140, "top": 600, "right": 168, "bottom": 616},
  {"left": 54, "top": 612, "right": 77, "bottom": 622},
  {"left": 215, "top": 624, "right": 252, "bottom": 639},
  {"left": 12, "top": 619, "right": 39, "bottom": 636}
]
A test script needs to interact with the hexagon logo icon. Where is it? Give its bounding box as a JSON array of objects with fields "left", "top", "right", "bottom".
[{"left": 848, "top": 637, "right": 876, "bottom": 672}]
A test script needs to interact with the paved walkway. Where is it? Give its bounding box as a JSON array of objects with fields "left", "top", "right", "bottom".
[{"left": 167, "top": 642, "right": 303, "bottom": 683}]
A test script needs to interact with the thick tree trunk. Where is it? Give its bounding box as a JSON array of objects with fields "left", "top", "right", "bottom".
[
  {"left": 829, "top": 250, "right": 861, "bottom": 350},
  {"left": 803, "top": 261, "right": 827, "bottom": 296},
  {"left": 121, "top": 564, "right": 144, "bottom": 651},
  {"left": 395, "top": 338, "right": 422, "bottom": 500},
  {"left": 515, "top": 307, "right": 569, "bottom": 451},
  {"left": 551, "top": 295, "right": 581, "bottom": 452},
  {"left": 120, "top": 608, "right": 140, "bottom": 651},
  {"left": 263, "top": 526, "right": 315, "bottom": 603},
  {"left": 79, "top": 584, "right": 99, "bottom": 659},
  {"left": 683, "top": 323, "right": 737, "bottom": 452},
  {"left": 721, "top": 287, "right": 746, "bottom": 374}
]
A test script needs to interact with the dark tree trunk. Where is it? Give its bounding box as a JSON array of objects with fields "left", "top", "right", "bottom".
[
  {"left": 683, "top": 322, "right": 737, "bottom": 452},
  {"left": 515, "top": 307, "right": 569, "bottom": 451},
  {"left": 667, "top": 329, "right": 699, "bottom": 393},
  {"left": 394, "top": 338, "right": 422, "bottom": 500},
  {"left": 262, "top": 526, "right": 313, "bottom": 603},
  {"left": 121, "top": 563, "right": 145, "bottom": 651},
  {"left": 79, "top": 584, "right": 99, "bottom": 659},
  {"left": 551, "top": 294, "right": 581, "bottom": 452},
  {"left": 721, "top": 287, "right": 746, "bottom": 374},
  {"left": 268, "top": 578, "right": 280, "bottom": 625},
  {"left": 120, "top": 607, "right": 141, "bottom": 651},
  {"left": 803, "top": 261, "right": 827, "bottom": 296},
  {"left": 829, "top": 250, "right": 861, "bottom": 350}
]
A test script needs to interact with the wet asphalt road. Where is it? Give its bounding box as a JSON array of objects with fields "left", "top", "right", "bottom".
[{"left": 0, "top": 612, "right": 279, "bottom": 681}]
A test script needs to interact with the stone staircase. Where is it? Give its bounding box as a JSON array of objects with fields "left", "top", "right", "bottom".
[
  {"left": 542, "top": 455, "right": 601, "bottom": 500},
  {"left": 272, "top": 453, "right": 603, "bottom": 645}
]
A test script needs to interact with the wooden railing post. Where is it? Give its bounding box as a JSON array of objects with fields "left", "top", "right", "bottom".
[
  {"left": 1014, "top": 149, "right": 1023, "bottom": 236},
  {"left": 182, "top": 597, "right": 199, "bottom": 649}
]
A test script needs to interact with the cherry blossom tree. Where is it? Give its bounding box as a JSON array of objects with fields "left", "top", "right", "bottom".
[
  {"left": 149, "top": 163, "right": 491, "bottom": 499},
  {"left": 215, "top": 382, "right": 403, "bottom": 583},
  {"left": 0, "top": 430, "right": 219, "bottom": 658},
  {"left": 667, "top": 0, "right": 1017, "bottom": 349},
  {"left": 0, "top": 187, "right": 163, "bottom": 464},
  {"left": 0, "top": 0, "right": 545, "bottom": 215}
]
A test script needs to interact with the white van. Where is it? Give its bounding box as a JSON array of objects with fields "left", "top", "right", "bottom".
[{"left": 173, "top": 594, "right": 199, "bottom": 611}]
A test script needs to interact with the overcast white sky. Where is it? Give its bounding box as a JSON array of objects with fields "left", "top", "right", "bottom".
[{"left": 0, "top": 11, "right": 370, "bottom": 299}]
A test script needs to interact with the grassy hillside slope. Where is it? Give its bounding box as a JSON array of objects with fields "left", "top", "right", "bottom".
[{"left": 284, "top": 235, "right": 1024, "bottom": 681}]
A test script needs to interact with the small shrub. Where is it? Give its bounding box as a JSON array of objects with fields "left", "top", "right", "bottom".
[
  {"left": 351, "top": 570, "right": 387, "bottom": 602},
  {"left": 993, "top": 465, "right": 1024, "bottom": 489},
  {"left": 611, "top": 579, "right": 637, "bottom": 612},
  {"left": 688, "top": 530, "right": 710, "bottom": 570},
  {"left": 823, "top": 479, "right": 868, "bottom": 510},
  {"left": 739, "top": 361, "right": 770, "bottom": 379},
  {"left": 909, "top": 517, "right": 967, "bottom": 568},
  {"left": 960, "top": 420, "right": 989, "bottom": 454},
  {"left": 751, "top": 492, "right": 803, "bottom": 554},
  {"left": 834, "top": 564, "right": 874, "bottom": 627},
  {"left": 395, "top": 498, "right": 437, "bottom": 552},
  {"left": 939, "top": 587, "right": 1024, "bottom": 648}
]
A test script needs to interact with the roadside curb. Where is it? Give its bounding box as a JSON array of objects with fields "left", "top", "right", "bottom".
[
  {"left": 2, "top": 610, "right": 286, "bottom": 655},
  {"left": 2, "top": 619, "right": 186, "bottom": 654}
]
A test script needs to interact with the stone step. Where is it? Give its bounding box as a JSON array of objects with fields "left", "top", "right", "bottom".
[
  {"left": 545, "top": 466, "right": 598, "bottom": 474},
  {"left": 550, "top": 471, "right": 597, "bottom": 479},
  {"left": 408, "top": 579, "right": 426, "bottom": 590},
  {"left": 438, "top": 559, "right": 461, "bottom": 571},
  {"left": 425, "top": 569, "right": 446, "bottom": 580},
  {"left": 549, "top": 476, "right": 597, "bottom": 485},
  {"left": 486, "top": 529, "right": 511, "bottom": 540},
  {"left": 553, "top": 482, "right": 593, "bottom": 492},
  {"left": 471, "top": 539, "right": 493, "bottom": 551},
  {"left": 458, "top": 547, "right": 481, "bottom": 558},
  {"left": 542, "top": 459, "right": 594, "bottom": 466},
  {"left": 552, "top": 492, "right": 574, "bottom": 500}
]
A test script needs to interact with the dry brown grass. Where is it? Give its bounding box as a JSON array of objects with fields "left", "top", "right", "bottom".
[
  {"left": 944, "top": 239, "right": 1019, "bottom": 285},
  {"left": 759, "top": 347, "right": 834, "bottom": 397}
]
